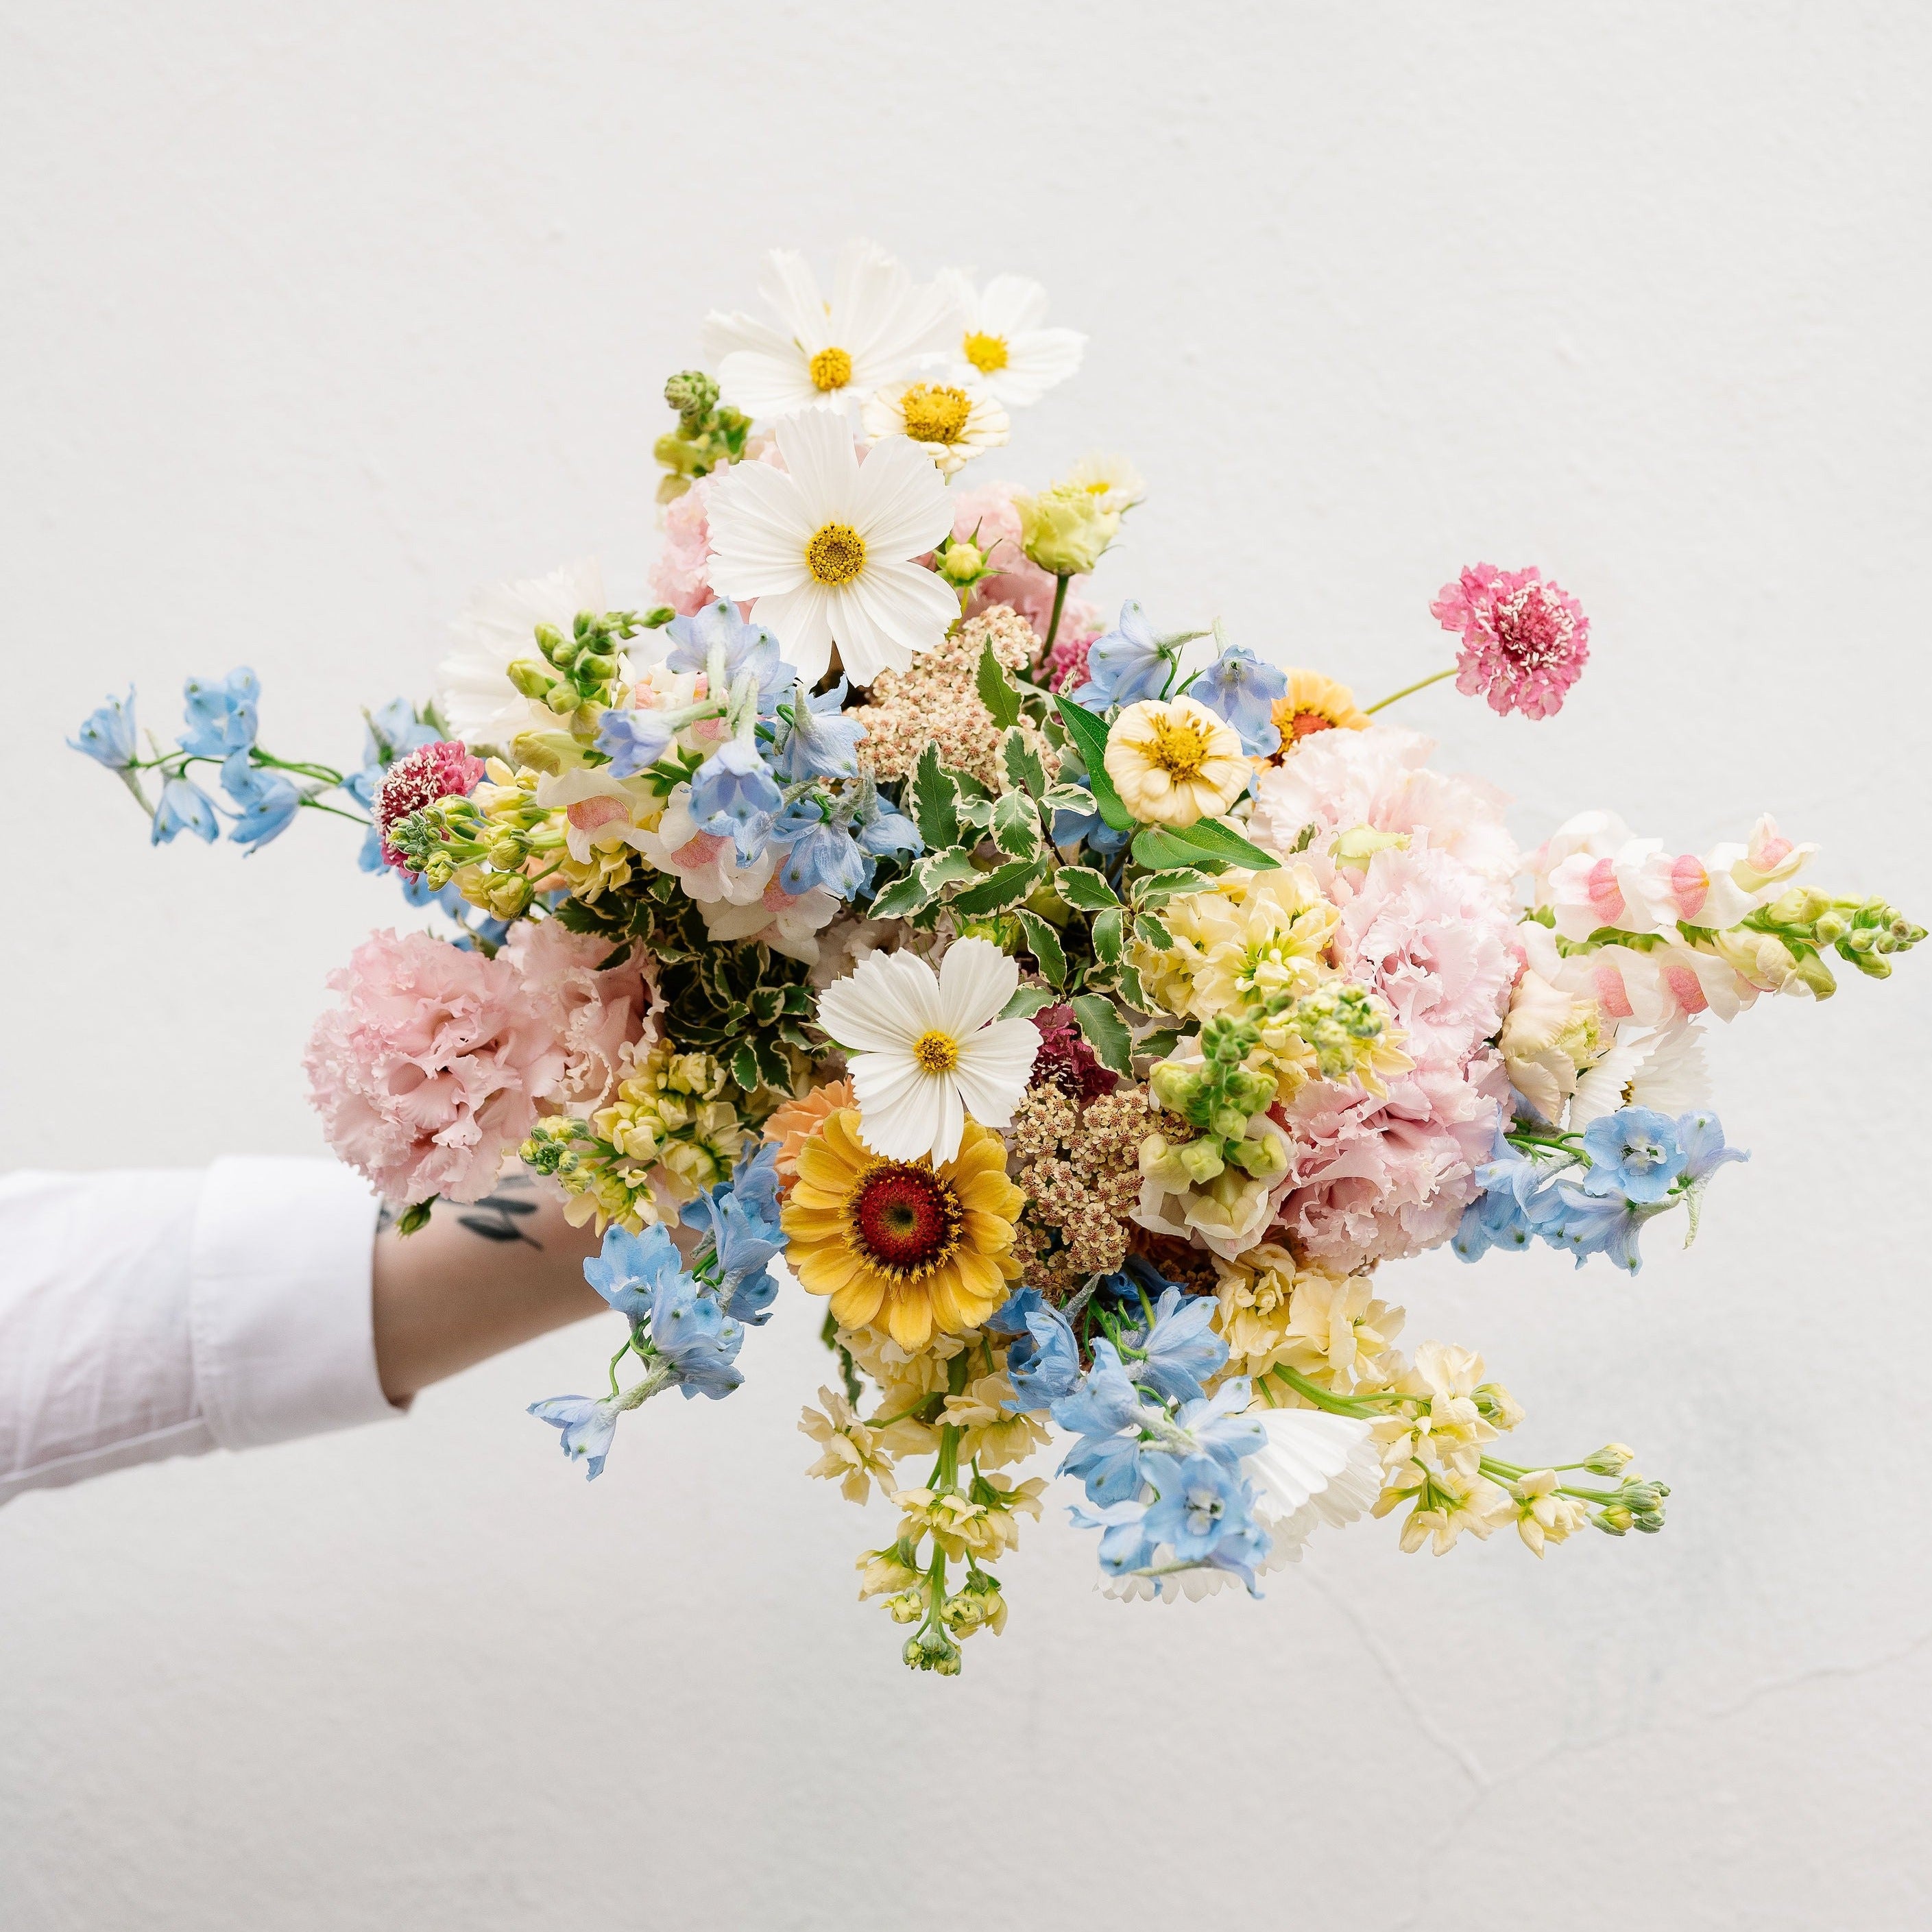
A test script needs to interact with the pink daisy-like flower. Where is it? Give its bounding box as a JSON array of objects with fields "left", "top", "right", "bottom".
[
  {"left": 1430, "top": 564, "right": 1589, "bottom": 721},
  {"left": 376, "top": 740, "right": 486, "bottom": 867}
]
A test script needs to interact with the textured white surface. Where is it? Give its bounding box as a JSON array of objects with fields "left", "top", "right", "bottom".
[{"left": 4, "top": 3, "right": 1930, "bottom": 1927}]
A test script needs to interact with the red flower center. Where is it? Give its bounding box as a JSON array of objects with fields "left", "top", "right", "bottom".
[
  {"left": 1493, "top": 586, "right": 1575, "bottom": 667},
  {"left": 849, "top": 1164, "right": 962, "bottom": 1275}
]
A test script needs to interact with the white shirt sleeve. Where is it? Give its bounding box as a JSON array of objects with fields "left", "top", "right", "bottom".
[{"left": 0, "top": 1156, "right": 400, "bottom": 1504}]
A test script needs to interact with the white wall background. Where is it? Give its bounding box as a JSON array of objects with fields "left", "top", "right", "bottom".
[{"left": 4, "top": 3, "right": 1930, "bottom": 1926}]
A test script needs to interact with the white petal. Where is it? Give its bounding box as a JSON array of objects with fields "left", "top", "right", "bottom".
[
  {"left": 989, "top": 328, "right": 1087, "bottom": 408},
  {"left": 853, "top": 435, "right": 956, "bottom": 558},
  {"left": 928, "top": 1080, "right": 966, "bottom": 1166},
  {"left": 818, "top": 972, "right": 915, "bottom": 1054},
  {"left": 843, "top": 559, "right": 957, "bottom": 675},
  {"left": 702, "top": 310, "right": 794, "bottom": 366},
  {"left": 939, "top": 936, "right": 1019, "bottom": 1034},
  {"left": 826, "top": 583, "right": 911, "bottom": 688},
  {"left": 705, "top": 466, "right": 810, "bottom": 597},
  {"left": 758, "top": 249, "right": 832, "bottom": 348},
  {"left": 773, "top": 408, "right": 861, "bottom": 529},
  {"left": 716, "top": 348, "right": 824, "bottom": 422},
  {"left": 977, "top": 274, "right": 1051, "bottom": 336},
  {"left": 950, "top": 1061, "right": 1025, "bottom": 1129},
  {"left": 876, "top": 947, "right": 946, "bottom": 1033},
  {"left": 751, "top": 581, "right": 834, "bottom": 686}
]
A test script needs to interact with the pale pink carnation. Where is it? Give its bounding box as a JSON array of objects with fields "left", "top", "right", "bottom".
[
  {"left": 1274, "top": 1057, "right": 1507, "bottom": 1272},
  {"left": 950, "top": 481, "right": 1102, "bottom": 647},
  {"left": 1333, "top": 845, "right": 1519, "bottom": 1073},
  {"left": 509, "top": 921, "right": 660, "bottom": 1111},
  {"left": 1431, "top": 564, "right": 1589, "bottom": 721},
  {"left": 304, "top": 930, "right": 566, "bottom": 1206},
  {"left": 649, "top": 470, "right": 723, "bottom": 616},
  {"left": 1249, "top": 725, "right": 1519, "bottom": 891}
]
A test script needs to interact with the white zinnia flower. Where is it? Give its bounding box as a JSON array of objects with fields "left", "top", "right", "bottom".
[
  {"left": 703, "top": 409, "right": 958, "bottom": 686},
  {"left": 937, "top": 270, "right": 1086, "bottom": 409},
  {"left": 1105, "top": 1409, "right": 1381, "bottom": 1603},
  {"left": 1569, "top": 1017, "right": 1712, "bottom": 1128},
  {"left": 861, "top": 380, "right": 1010, "bottom": 476},
  {"left": 435, "top": 557, "right": 607, "bottom": 750},
  {"left": 814, "top": 937, "right": 1041, "bottom": 1165},
  {"left": 703, "top": 241, "right": 956, "bottom": 420}
]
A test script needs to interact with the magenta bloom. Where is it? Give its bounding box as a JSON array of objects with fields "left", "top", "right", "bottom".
[
  {"left": 376, "top": 739, "right": 486, "bottom": 867},
  {"left": 1431, "top": 564, "right": 1589, "bottom": 721}
]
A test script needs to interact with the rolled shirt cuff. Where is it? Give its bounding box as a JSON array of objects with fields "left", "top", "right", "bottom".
[{"left": 189, "top": 1155, "right": 399, "bottom": 1451}]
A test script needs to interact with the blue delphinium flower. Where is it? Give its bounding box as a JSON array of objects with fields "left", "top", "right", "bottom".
[
  {"left": 1072, "top": 601, "right": 1172, "bottom": 710},
  {"left": 1049, "top": 775, "right": 1133, "bottom": 856},
  {"left": 1129, "top": 1287, "right": 1228, "bottom": 1406},
  {"left": 773, "top": 799, "right": 869, "bottom": 897},
  {"left": 681, "top": 1144, "right": 786, "bottom": 1325},
  {"left": 151, "top": 776, "right": 220, "bottom": 845},
  {"left": 1543, "top": 1187, "right": 1656, "bottom": 1272},
  {"left": 1172, "top": 1379, "right": 1268, "bottom": 1470},
  {"left": 990, "top": 1292, "right": 1081, "bottom": 1411},
  {"left": 596, "top": 707, "right": 679, "bottom": 778},
  {"left": 527, "top": 1394, "right": 621, "bottom": 1480},
  {"left": 773, "top": 678, "right": 867, "bottom": 782},
  {"left": 178, "top": 668, "right": 261, "bottom": 758},
  {"left": 689, "top": 738, "right": 784, "bottom": 860},
  {"left": 1580, "top": 1107, "right": 1685, "bottom": 1203},
  {"left": 1139, "top": 1451, "right": 1253, "bottom": 1565},
  {"left": 1052, "top": 1340, "right": 1150, "bottom": 1506},
  {"left": 1678, "top": 1111, "right": 1748, "bottom": 1183},
  {"left": 70, "top": 688, "right": 139, "bottom": 768},
  {"left": 219, "top": 751, "right": 301, "bottom": 849},
  {"left": 1191, "top": 644, "right": 1288, "bottom": 756},
  {"left": 585, "top": 1220, "right": 688, "bottom": 1321},
  {"left": 649, "top": 1273, "right": 746, "bottom": 1399},
  {"left": 666, "top": 601, "right": 789, "bottom": 716},
  {"left": 848, "top": 775, "right": 922, "bottom": 867}
]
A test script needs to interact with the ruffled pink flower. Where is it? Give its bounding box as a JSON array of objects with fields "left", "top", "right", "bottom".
[
  {"left": 1431, "top": 564, "right": 1589, "bottom": 720},
  {"left": 1249, "top": 725, "right": 1520, "bottom": 890},
  {"left": 304, "top": 930, "right": 566, "bottom": 1205},
  {"left": 649, "top": 470, "right": 723, "bottom": 616},
  {"left": 1044, "top": 623, "right": 1101, "bottom": 693},
  {"left": 1333, "top": 845, "right": 1519, "bottom": 1072},
  {"left": 375, "top": 740, "right": 485, "bottom": 867},
  {"left": 509, "top": 921, "right": 660, "bottom": 1111},
  {"left": 950, "top": 481, "right": 1102, "bottom": 647},
  {"left": 1274, "top": 1057, "right": 1507, "bottom": 1272}
]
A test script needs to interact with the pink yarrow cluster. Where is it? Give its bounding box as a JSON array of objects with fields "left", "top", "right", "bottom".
[
  {"left": 376, "top": 740, "right": 486, "bottom": 867},
  {"left": 1431, "top": 564, "right": 1589, "bottom": 721}
]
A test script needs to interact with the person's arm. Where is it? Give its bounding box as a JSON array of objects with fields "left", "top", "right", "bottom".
[{"left": 0, "top": 1159, "right": 609, "bottom": 1505}]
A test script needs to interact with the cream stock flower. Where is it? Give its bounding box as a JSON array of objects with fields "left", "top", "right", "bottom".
[
  {"left": 799, "top": 1386, "right": 895, "bottom": 1504},
  {"left": 1104, "top": 696, "right": 1251, "bottom": 828},
  {"left": 1510, "top": 1469, "right": 1590, "bottom": 1557}
]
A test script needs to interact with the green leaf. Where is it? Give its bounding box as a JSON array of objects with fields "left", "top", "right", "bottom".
[
  {"left": 999, "top": 985, "right": 1058, "bottom": 1021},
  {"left": 1091, "top": 904, "right": 1125, "bottom": 965},
  {"left": 1131, "top": 828, "right": 1207, "bottom": 872},
  {"left": 752, "top": 1038, "right": 791, "bottom": 1090},
  {"left": 950, "top": 857, "right": 1045, "bottom": 917},
  {"left": 1041, "top": 784, "right": 1095, "bottom": 814},
  {"left": 1115, "top": 961, "right": 1154, "bottom": 1014},
  {"left": 910, "top": 743, "right": 959, "bottom": 850},
  {"left": 730, "top": 1042, "right": 761, "bottom": 1093},
  {"left": 919, "top": 848, "right": 983, "bottom": 896},
  {"left": 991, "top": 789, "right": 1043, "bottom": 858},
  {"left": 1133, "top": 867, "right": 1218, "bottom": 906},
  {"left": 1052, "top": 695, "right": 1135, "bottom": 832},
  {"left": 1070, "top": 993, "right": 1135, "bottom": 1078},
  {"left": 1163, "top": 817, "right": 1281, "bottom": 871},
  {"left": 1136, "top": 1024, "right": 1185, "bottom": 1061},
  {"left": 1054, "top": 865, "right": 1121, "bottom": 910},
  {"left": 1135, "top": 910, "right": 1175, "bottom": 950},
  {"left": 955, "top": 792, "right": 994, "bottom": 831},
  {"left": 1013, "top": 907, "right": 1067, "bottom": 988},
  {"left": 747, "top": 985, "right": 783, "bottom": 1026},
  {"left": 976, "top": 640, "right": 1022, "bottom": 729},
  {"left": 867, "top": 869, "right": 932, "bottom": 921},
  {"left": 1002, "top": 727, "right": 1046, "bottom": 799}
]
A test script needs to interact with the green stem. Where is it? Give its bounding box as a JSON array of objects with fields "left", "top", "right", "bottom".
[
  {"left": 1266, "top": 1362, "right": 1394, "bottom": 1418},
  {"left": 1364, "top": 665, "right": 1458, "bottom": 715},
  {"left": 1042, "top": 573, "right": 1071, "bottom": 661},
  {"left": 299, "top": 797, "right": 372, "bottom": 825}
]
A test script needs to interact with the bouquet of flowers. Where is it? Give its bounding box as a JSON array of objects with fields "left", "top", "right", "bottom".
[{"left": 75, "top": 241, "right": 1923, "bottom": 1676}]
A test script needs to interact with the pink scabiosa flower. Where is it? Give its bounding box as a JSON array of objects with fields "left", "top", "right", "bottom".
[
  {"left": 1431, "top": 564, "right": 1589, "bottom": 721},
  {"left": 376, "top": 740, "right": 485, "bottom": 867},
  {"left": 304, "top": 930, "right": 567, "bottom": 1206},
  {"left": 1043, "top": 623, "right": 1100, "bottom": 694}
]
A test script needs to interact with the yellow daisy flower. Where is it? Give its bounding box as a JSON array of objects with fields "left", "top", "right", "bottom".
[
  {"left": 1102, "top": 695, "right": 1250, "bottom": 828},
  {"left": 781, "top": 1109, "right": 1024, "bottom": 1351},
  {"left": 1270, "top": 671, "right": 1372, "bottom": 756}
]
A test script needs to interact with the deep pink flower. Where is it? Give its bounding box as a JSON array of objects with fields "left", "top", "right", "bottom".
[
  {"left": 1028, "top": 1004, "right": 1118, "bottom": 1102},
  {"left": 376, "top": 740, "right": 485, "bottom": 867},
  {"left": 1044, "top": 625, "right": 1100, "bottom": 694},
  {"left": 1431, "top": 564, "right": 1589, "bottom": 721}
]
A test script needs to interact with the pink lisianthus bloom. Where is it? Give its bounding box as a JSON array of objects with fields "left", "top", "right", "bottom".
[
  {"left": 509, "top": 921, "right": 660, "bottom": 1111},
  {"left": 1275, "top": 1058, "right": 1507, "bottom": 1272},
  {"left": 1249, "top": 725, "right": 1519, "bottom": 891},
  {"left": 949, "top": 481, "right": 1102, "bottom": 645},
  {"left": 648, "top": 470, "right": 723, "bottom": 616},
  {"left": 1333, "top": 845, "right": 1519, "bottom": 1073},
  {"left": 1431, "top": 564, "right": 1589, "bottom": 720},
  {"left": 374, "top": 740, "right": 486, "bottom": 867},
  {"left": 304, "top": 930, "right": 567, "bottom": 1206}
]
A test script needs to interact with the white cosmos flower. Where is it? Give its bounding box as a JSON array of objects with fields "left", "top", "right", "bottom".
[
  {"left": 703, "top": 241, "right": 956, "bottom": 420},
  {"left": 435, "top": 557, "right": 609, "bottom": 750},
  {"left": 815, "top": 937, "right": 1041, "bottom": 1166},
  {"left": 937, "top": 270, "right": 1086, "bottom": 409},
  {"left": 703, "top": 408, "right": 958, "bottom": 686},
  {"left": 861, "top": 379, "right": 1010, "bottom": 476},
  {"left": 1104, "top": 1409, "right": 1381, "bottom": 1603},
  {"left": 1569, "top": 1017, "right": 1713, "bottom": 1128},
  {"left": 1062, "top": 451, "right": 1148, "bottom": 512}
]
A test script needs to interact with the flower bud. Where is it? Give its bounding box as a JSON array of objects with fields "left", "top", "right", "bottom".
[
  {"left": 511, "top": 730, "right": 589, "bottom": 775},
  {"left": 533, "top": 623, "right": 572, "bottom": 664},
  {"left": 487, "top": 836, "right": 526, "bottom": 869},
  {"left": 488, "top": 873, "right": 534, "bottom": 918},
  {"left": 1149, "top": 1063, "right": 1204, "bottom": 1114},
  {"left": 1016, "top": 485, "right": 1120, "bottom": 576},
  {"left": 1176, "top": 1137, "right": 1227, "bottom": 1184},
  {"left": 1582, "top": 1442, "right": 1635, "bottom": 1476},
  {"left": 938, "top": 540, "right": 985, "bottom": 585},
  {"left": 505, "top": 659, "right": 557, "bottom": 701},
  {"left": 577, "top": 652, "right": 619, "bottom": 682},
  {"left": 1330, "top": 825, "right": 1410, "bottom": 869},
  {"left": 1766, "top": 886, "right": 1830, "bottom": 926},
  {"left": 1792, "top": 950, "right": 1839, "bottom": 998},
  {"left": 1593, "top": 1503, "right": 1634, "bottom": 1535},
  {"left": 546, "top": 683, "right": 583, "bottom": 715}
]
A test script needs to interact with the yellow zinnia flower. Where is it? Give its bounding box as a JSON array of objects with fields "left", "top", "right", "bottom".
[
  {"left": 1103, "top": 695, "right": 1249, "bottom": 828},
  {"left": 781, "top": 1109, "right": 1023, "bottom": 1351},
  {"left": 1270, "top": 671, "right": 1372, "bottom": 757}
]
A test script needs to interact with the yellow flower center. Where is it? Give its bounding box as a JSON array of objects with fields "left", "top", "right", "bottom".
[
  {"left": 962, "top": 330, "right": 1009, "bottom": 374},
  {"left": 805, "top": 522, "right": 867, "bottom": 586},
  {"left": 897, "top": 383, "right": 974, "bottom": 445},
  {"left": 912, "top": 1029, "right": 960, "bottom": 1074},
  {"left": 808, "top": 346, "right": 854, "bottom": 392},
  {"left": 1146, "top": 714, "right": 1210, "bottom": 782}
]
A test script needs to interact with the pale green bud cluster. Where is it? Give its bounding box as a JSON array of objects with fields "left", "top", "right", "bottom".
[
  {"left": 1145, "top": 1015, "right": 1290, "bottom": 1186},
  {"left": 1591, "top": 1475, "right": 1670, "bottom": 1536},
  {"left": 1731, "top": 889, "right": 1925, "bottom": 994},
  {"left": 505, "top": 608, "right": 647, "bottom": 745},
  {"left": 1283, "top": 984, "right": 1390, "bottom": 1082},
  {"left": 654, "top": 367, "right": 751, "bottom": 503}
]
